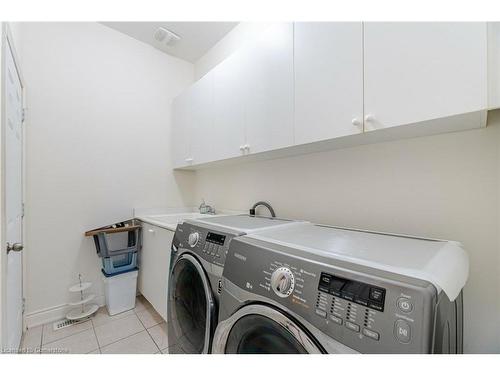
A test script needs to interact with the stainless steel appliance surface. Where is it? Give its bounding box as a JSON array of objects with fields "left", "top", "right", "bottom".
[
  {"left": 167, "top": 215, "right": 305, "bottom": 354},
  {"left": 212, "top": 223, "right": 465, "bottom": 354}
]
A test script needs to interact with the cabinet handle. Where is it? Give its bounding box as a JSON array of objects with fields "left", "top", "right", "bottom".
[
  {"left": 351, "top": 118, "right": 362, "bottom": 126},
  {"left": 365, "top": 114, "right": 375, "bottom": 123}
]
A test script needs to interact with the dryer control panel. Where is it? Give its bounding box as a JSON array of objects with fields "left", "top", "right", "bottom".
[
  {"left": 318, "top": 272, "right": 386, "bottom": 311},
  {"left": 223, "top": 236, "right": 438, "bottom": 354}
]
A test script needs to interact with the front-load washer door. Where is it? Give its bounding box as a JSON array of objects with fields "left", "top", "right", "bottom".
[
  {"left": 212, "top": 304, "right": 322, "bottom": 354},
  {"left": 168, "top": 253, "right": 216, "bottom": 353}
]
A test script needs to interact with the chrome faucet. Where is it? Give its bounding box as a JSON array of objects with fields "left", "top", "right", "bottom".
[
  {"left": 249, "top": 201, "right": 276, "bottom": 218},
  {"left": 199, "top": 199, "right": 216, "bottom": 215}
]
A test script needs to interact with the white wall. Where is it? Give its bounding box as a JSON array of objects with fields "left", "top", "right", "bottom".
[
  {"left": 14, "top": 22, "right": 196, "bottom": 324},
  {"left": 192, "top": 24, "right": 500, "bottom": 353},
  {"left": 194, "top": 22, "right": 277, "bottom": 80},
  {"left": 12, "top": 21, "right": 500, "bottom": 353}
]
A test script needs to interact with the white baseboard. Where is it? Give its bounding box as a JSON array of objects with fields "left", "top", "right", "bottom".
[{"left": 24, "top": 295, "right": 106, "bottom": 329}]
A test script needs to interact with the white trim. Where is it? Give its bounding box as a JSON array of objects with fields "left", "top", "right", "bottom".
[
  {"left": 175, "top": 110, "right": 487, "bottom": 171},
  {"left": 4, "top": 25, "right": 24, "bottom": 87},
  {"left": 24, "top": 295, "right": 106, "bottom": 329}
]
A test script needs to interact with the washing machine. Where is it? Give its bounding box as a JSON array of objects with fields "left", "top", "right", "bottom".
[
  {"left": 212, "top": 223, "right": 468, "bottom": 354},
  {"left": 167, "top": 214, "right": 306, "bottom": 354}
]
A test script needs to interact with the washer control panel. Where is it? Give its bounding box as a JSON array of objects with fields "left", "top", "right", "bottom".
[
  {"left": 201, "top": 231, "right": 227, "bottom": 259},
  {"left": 175, "top": 223, "right": 240, "bottom": 267}
]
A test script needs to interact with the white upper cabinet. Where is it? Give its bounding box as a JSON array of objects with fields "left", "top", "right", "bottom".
[
  {"left": 172, "top": 73, "right": 214, "bottom": 168},
  {"left": 294, "top": 22, "right": 364, "bottom": 145},
  {"left": 363, "top": 22, "right": 487, "bottom": 131},
  {"left": 243, "top": 23, "right": 294, "bottom": 154},
  {"left": 172, "top": 22, "right": 488, "bottom": 169},
  {"left": 171, "top": 91, "right": 191, "bottom": 168},
  {"left": 189, "top": 72, "right": 214, "bottom": 164},
  {"left": 211, "top": 50, "right": 247, "bottom": 161}
]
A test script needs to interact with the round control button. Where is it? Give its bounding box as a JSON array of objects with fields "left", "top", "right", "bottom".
[
  {"left": 394, "top": 319, "right": 411, "bottom": 343},
  {"left": 397, "top": 298, "right": 413, "bottom": 313},
  {"left": 188, "top": 232, "right": 199, "bottom": 247},
  {"left": 270, "top": 267, "right": 295, "bottom": 298}
]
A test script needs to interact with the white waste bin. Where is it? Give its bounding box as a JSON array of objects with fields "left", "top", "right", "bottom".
[{"left": 102, "top": 270, "right": 138, "bottom": 315}]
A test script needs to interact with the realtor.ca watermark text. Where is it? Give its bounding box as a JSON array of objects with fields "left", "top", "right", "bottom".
[{"left": 2, "top": 347, "right": 69, "bottom": 354}]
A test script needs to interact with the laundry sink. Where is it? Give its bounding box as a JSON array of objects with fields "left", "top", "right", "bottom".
[{"left": 135, "top": 212, "right": 218, "bottom": 231}]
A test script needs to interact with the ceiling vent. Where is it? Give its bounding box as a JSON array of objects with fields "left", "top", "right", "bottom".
[{"left": 153, "top": 27, "right": 181, "bottom": 46}]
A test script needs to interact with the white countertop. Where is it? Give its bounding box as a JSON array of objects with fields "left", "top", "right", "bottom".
[
  {"left": 247, "top": 223, "right": 468, "bottom": 301},
  {"left": 136, "top": 213, "right": 218, "bottom": 231}
]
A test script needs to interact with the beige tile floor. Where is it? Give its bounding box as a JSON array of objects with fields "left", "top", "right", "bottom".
[{"left": 20, "top": 296, "right": 169, "bottom": 354}]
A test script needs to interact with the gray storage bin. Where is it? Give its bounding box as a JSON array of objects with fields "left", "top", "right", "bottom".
[{"left": 85, "top": 219, "right": 142, "bottom": 258}]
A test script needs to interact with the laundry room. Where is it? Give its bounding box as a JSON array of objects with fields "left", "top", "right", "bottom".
[{"left": 1, "top": 0, "right": 500, "bottom": 371}]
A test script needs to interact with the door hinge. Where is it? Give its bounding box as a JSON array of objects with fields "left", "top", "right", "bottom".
[
  {"left": 22, "top": 108, "right": 27, "bottom": 123},
  {"left": 22, "top": 298, "right": 26, "bottom": 314},
  {"left": 22, "top": 203, "right": 25, "bottom": 218}
]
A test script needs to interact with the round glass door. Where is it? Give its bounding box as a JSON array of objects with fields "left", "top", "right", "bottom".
[
  {"left": 226, "top": 314, "right": 308, "bottom": 354},
  {"left": 169, "top": 254, "right": 214, "bottom": 353},
  {"left": 212, "top": 304, "right": 322, "bottom": 354}
]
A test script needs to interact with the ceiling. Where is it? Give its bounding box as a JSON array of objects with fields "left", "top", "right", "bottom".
[{"left": 100, "top": 22, "right": 238, "bottom": 62}]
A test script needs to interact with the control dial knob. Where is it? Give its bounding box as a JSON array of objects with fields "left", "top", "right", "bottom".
[
  {"left": 188, "top": 232, "right": 200, "bottom": 247},
  {"left": 270, "top": 267, "right": 295, "bottom": 298}
]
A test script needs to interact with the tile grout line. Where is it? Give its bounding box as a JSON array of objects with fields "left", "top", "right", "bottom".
[
  {"left": 151, "top": 320, "right": 169, "bottom": 352},
  {"left": 97, "top": 313, "right": 161, "bottom": 353},
  {"left": 148, "top": 320, "right": 170, "bottom": 353},
  {"left": 135, "top": 309, "right": 162, "bottom": 353},
  {"left": 41, "top": 320, "right": 91, "bottom": 346},
  {"left": 94, "top": 317, "right": 142, "bottom": 350},
  {"left": 99, "top": 330, "right": 145, "bottom": 353},
  {"left": 39, "top": 324, "right": 44, "bottom": 354},
  {"left": 94, "top": 302, "right": 158, "bottom": 353},
  {"left": 43, "top": 312, "right": 127, "bottom": 349},
  {"left": 90, "top": 318, "right": 100, "bottom": 354},
  {"left": 36, "top": 299, "right": 159, "bottom": 354}
]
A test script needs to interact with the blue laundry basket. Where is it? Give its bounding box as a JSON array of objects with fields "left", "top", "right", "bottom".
[{"left": 101, "top": 252, "right": 138, "bottom": 275}]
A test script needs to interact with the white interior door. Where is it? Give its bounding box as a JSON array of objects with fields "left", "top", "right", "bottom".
[{"left": 4, "top": 37, "right": 24, "bottom": 351}]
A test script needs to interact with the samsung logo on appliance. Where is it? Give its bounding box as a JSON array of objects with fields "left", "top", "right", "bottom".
[{"left": 233, "top": 253, "right": 247, "bottom": 262}]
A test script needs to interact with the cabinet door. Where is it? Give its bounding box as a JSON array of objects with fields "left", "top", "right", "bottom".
[
  {"left": 294, "top": 22, "right": 364, "bottom": 144},
  {"left": 189, "top": 72, "right": 215, "bottom": 165},
  {"left": 171, "top": 92, "right": 191, "bottom": 168},
  {"left": 364, "top": 22, "right": 487, "bottom": 130},
  {"left": 243, "top": 23, "right": 294, "bottom": 154},
  {"left": 211, "top": 50, "right": 246, "bottom": 161},
  {"left": 138, "top": 223, "right": 174, "bottom": 321}
]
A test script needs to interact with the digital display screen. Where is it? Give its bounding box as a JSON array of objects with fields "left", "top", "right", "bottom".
[
  {"left": 206, "top": 232, "right": 226, "bottom": 245},
  {"left": 318, "top": 272, "right": 386, "bottom": 311}
]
